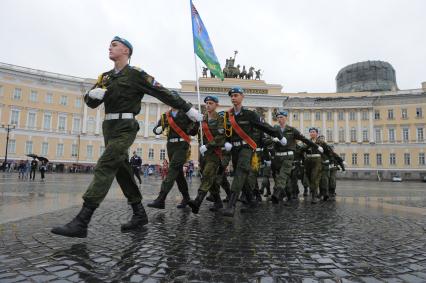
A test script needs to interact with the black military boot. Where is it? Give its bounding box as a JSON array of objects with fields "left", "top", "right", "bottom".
[
  {"left": 51, "top": 203, "right": 97, "bottom": 238},
  {"left": 222, "top": 185, "right": 231, "bottom": 203},
  {"left": 121, "top": 202, "right": 148, "bottom": 232},
  {"left": 205, "top": 193, "right": 215, "bottom": 202},
  {"left": 177, "top": 190, "right": 191, "bottom": 209},
  {"left": 147, "top": 190, "right": 168, "bottom": 209},
  {"left": 311, "top": 191, "right": 318, "bottom": 204},
  {"left": 222, "top": 192, "right": 238, "bottom": 217},
  {"left": 253, "top": 189, "right": 262, "bottom": 202},
  {"left": 270, "top": 188, "right": 281, "bottom": 204},
  {"left": 240, "top": 190, "right": 258, "bottom": 213},
  {"left": 209, "top": 193, "right": 223, "bottom": 212},
  {"left": 303, "top": 187, "right": 309, "bottom": 197},
  {"left": 188, "top": 191, "right": 208, "bottom": 214}
]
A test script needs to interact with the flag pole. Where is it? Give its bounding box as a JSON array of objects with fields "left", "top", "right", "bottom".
[{"left": 193, "top": 53, "right": 203, "bottom": 146}]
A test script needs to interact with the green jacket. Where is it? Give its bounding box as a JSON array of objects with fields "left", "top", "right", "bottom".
[
  {"left": 84, "top": 65, "right": 191, "bottom": 114},
  {"left": 199, "top": 111, "right": 225, "bottom": 150},
  {"left": 273, "top": 124, "right": 317, "bottom": 152},
  {"left": 155, "top": 110, "right": 198, "bottom": 140}
]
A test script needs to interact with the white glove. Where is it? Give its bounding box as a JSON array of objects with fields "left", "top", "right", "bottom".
[
  {"left": 199, "top": 145, "right": 208, "bottom": 156},
  {"left": 224, "top": 142, "right": 233, "bottom": 152},
  {"left": 272, "top": 137, "right": 280, "bottom": 143},
  {"left": 88, "top": 88, "right": 106, "bottom": 100},
  {"left": 279, "top": 137, "right": 287, "bottom": 146},
  {"left": 265, "top": 160, "right": 271, "bottom": 166},
  {"left": 153, "top": 126, "right": 163, "bottom": 135},
  {"left": 185, "top": 107, "right": 203, "bottom": 122},
  {"left": 318, "top": 146, "right": 324, "bottom": 153}
]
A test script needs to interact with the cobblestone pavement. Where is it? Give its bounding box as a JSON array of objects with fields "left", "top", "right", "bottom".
[{"left": 1, "top": 173, "right": 426, "bottom": 282}]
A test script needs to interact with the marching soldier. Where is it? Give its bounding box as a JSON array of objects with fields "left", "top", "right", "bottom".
[
  {"left": 51, "top": 36, "right": 202, "bottom": 238},
  {"left": 291, "top": 142, "right": 310, "bottom": 198},
  {"left": 222, "top": 87, "right": 286, "bottom": 217},
  {"left": 188, "top": 95, "right": 225, "bottom": 214},
  {"left": 148, "top": 104, "right": 199, "bottom": 209},
  {"left": 130, "top": 151, "right": 142, "bottom": 185},
  {"left": 270, "top": 111, "right": 322, "bottom": 204},
  {"left": 303, "top": 127, "right": 333, "bottom": 204},
  {"left": 328, "top": 145, "right": 345, "bottom": 201}
]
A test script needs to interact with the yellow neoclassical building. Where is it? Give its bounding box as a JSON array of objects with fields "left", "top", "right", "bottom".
[{"left": 0, "top": 62, "right": 425, "bottom": 180}]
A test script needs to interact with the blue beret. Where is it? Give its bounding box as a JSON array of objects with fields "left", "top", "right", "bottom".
[
  {"left": 111, "top": 36, "right": 133, "bottom": 56},
  {"left": 204, "top": 95, "right": 219, "bottom": 103},
  {"left": 276, "top": 110, "right": 288, "bottom": 117},
  {"left": 309, "top": 127, "right": 319, "bottom": 133},
  {"left": 228, "top": 86, "right": 244, "bottom": 96}
]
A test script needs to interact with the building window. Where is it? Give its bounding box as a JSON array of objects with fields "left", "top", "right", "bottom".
[
  {"left": 402, "top": 128, "right": 409, "bottom": 142},
  {"left": 419, "top": 153, "right": 425, "bottom": 165},
  {"left": 43, "top": 113, "right": 52, "bottom": 130},
  {"left": 149, "top": 104, "right": 158, "bottom": 116},
  {"left": 71, "top": 144, "right": 78, "bottom": 157},
  {"left": 350, "top": 128, "right": 357, "bottom": 142},
  {"left": 58, "top": 116, "right": 66, "bottom": 132},
  {"left": 149, "top": 122, "right": 156, "bottom": 136},
  {"left": 404, "top": 153, "right": 411, "bottom": 165},
  {"left": 387, "top": 109, "right": 394, "bottom": 120},
  {"left": 87, "top": 117, "right": 95, "bottom": 133},
  {"left": 390, "top": 153, "right": 396, "bottom": 165},
  {"left": 315, "top": 111, "right": 321, "bottom": 121},
  {"left": 13, "top": 88, "right": 22, "bottom": 100},
  {"left": 100, "top": 146, "right": 105, "bottom": 156},
  {"left": 362, "top": 129, "right": 369, "bottom": 142},
  {"left": 361, "top": 111, "right": 368, "bottom": 120},
  {"left": 25, "top": 141, "right": 33, "bottom": 154},
  {"left": 27, "top": 112, "right": 36, "bottom": 129},
  {"left": 303, "top": 111, "right": 311, "bottom": 121},
  {"left": 11, "top": 109, "right": 20, "bottom": 125},
  {"left": 351, "top": 153, "right": 358, "bottom": 165},
  {"left": 340, "top": 153, "right": 346, "bottom": 161},
  {"left": 417, "top": 128, "right": 424, "bottom": 142},
  {"left": 416, "top": 107, "right": 423, "bottom": 118},
  {"left": 364, "top": 153, "right": 370, "bottom": 166},
  {"left": 326, "top": 112, "right": 332, "bottom": 121},
  {"left": 75, "top": 98, "right": 81, "bottom": 108},
  {"left": 45, "top": 93, "right": 53, "bottom": 104},
  {"left": 87, "top": 145, "right": 93, "bottom": 159},
  {"left": 148, "top": 148, "right": 154, "bottom": 160},
  {"left": 30, "top": 90, "right": 38, "bottom": 102},
  {"left": 338, "top": 128, "right": 345, "bottom": 143},
  {"left": 388, "top": 128, "right": 395, "bottom": 143},
  {"left": 326, "top": 129, "right": 333, "bottom": 142},
  {"left": 338, "top": 111, "right": 344, "bottom": 121},
  {"left": 376, "top": 153, "right": 382, "bottom": 166},
  {"left": 374, "top": 110, "right": 380, "bottom": 120},
  {"left": 349, "top": 111, "right": 356, "bottom": 121},
  {"left": 72, "top": 117, "right": 81, "bottom": 133},
  {"left": 160, "top": 149, "right": 166, "bottom": 160},
  {"left": 56, "top": 144, "right": 64, "bottom": 157},
  {"left": 60, "top": 95, "right": 68, "bottom": 106},
  {"left": 136, "top": 148, "right": 143, "bottom": 157},
  {"left": 8, "top": 139, "right": 16, "bottom": 153},
  {"left": 41, "top": 142, "right": 48, "bottom": 156},
  {"left": 138, "top": 121, "right": 145, "bottom": 135},
  {"left": 375, "top": 129, "right": 382, "bottom": 143},
  {"left": 139, "top": 103, "right": 146, "bottom": 114},
  {"left": 401, "top": 108, "right": 408, "bottom": 119},
  {"left": 293, "top": 112, "right": 299, "bottom": 121}
]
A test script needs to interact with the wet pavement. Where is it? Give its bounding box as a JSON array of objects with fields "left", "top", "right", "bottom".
[{"left": 1, "top": 173, "right": 426, "bottom": 282}]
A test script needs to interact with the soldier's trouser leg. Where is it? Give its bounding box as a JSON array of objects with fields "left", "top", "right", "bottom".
[
  {"left": 273, "top": 156, "right": 294, "bottom": 203},
  {"left": 176, "top": 169, "right": 190, "bottom": 208},
  {"left": 83, "top": 123, "right": 140, "bottom": 205},
  {"left": 305, "top": 157, "right": 322, "bottom": 203},
  {"left": 133, "top": 167, "right": 142, "bottom": 184},
  {"left": 329, "top": 168, "right": 337, "bottom": 197},
  {"left": 319, "top": 165, "right": 330, "bottom": 200},
  {"left": 302, "top": 171, "right": 309, "bottom": 196},
  {"left": 160, "top": 144, "right": 188, "bottom": 195},
  {"left": 290, "top": 167, "right": 299, "bottom": 199}
]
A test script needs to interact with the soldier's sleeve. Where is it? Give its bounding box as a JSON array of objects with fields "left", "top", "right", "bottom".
[
  {"left": 206, "top": 115, "right": 225, "bottom": 149},
  {"left": 250, "top": 112, "right": 283, "bottom": 139},
  {"left": 84, "top": 74, "right": 105, "bottom": 109},
  {"left": 294, "top": 128, "right": 318, "bottom": 149},
  {"left": 135, "top": 69, "right": 192, "bottom": 112}
]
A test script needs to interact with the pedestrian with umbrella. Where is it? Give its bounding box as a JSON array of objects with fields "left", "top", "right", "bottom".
[{"left": 26, "top": 154, "right": 38, "bottom": 181}]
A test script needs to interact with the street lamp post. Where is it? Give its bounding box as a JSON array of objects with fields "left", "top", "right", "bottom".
[{"left": 1, "top": 124, "right": 15, "bottom": 171}]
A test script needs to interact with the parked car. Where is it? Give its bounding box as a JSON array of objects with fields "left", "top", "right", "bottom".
[{"left": 392, "top": 176, "right": 402, "bottom": 182}]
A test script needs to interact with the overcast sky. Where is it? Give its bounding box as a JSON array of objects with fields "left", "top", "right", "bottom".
[{"left": 1, "top": 0, "right": 425, "bottom": 93}]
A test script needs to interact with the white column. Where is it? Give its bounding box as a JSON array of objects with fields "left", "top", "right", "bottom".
[
  {"left": 357, "top": 110, "right": 362, "bottom": 143},
  {"left": 95, "top": 108, "right": 101, "bottom": 135},
  {"left": 322, "top": 112, "right": 326, "bottom": 136},
  {"left": 300, "top": 110, "right": 304, "bottom": 133},
  {"left": 144, "top": 103, "right": 150, "bottom": 138},
  {"left": 369, "top": 109, "right": 375, "bottom": 143},
  {"left": 345, "top": 111, "right": 350, "bottom": 143},
  {"left": 333, "top": 111, "right": 339, "bottom": 143},
  {"left": 267, "top": 108, "right": 272, "bottom": 124},
  {"left": 82, "top": 104, "right": 88, "bottom": 134},
  {"left": 156, "top": 103, "right": 161, "bottom": 121},
  {"left": 310, "top": 110, "right": 314, "bottom": 129}
]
